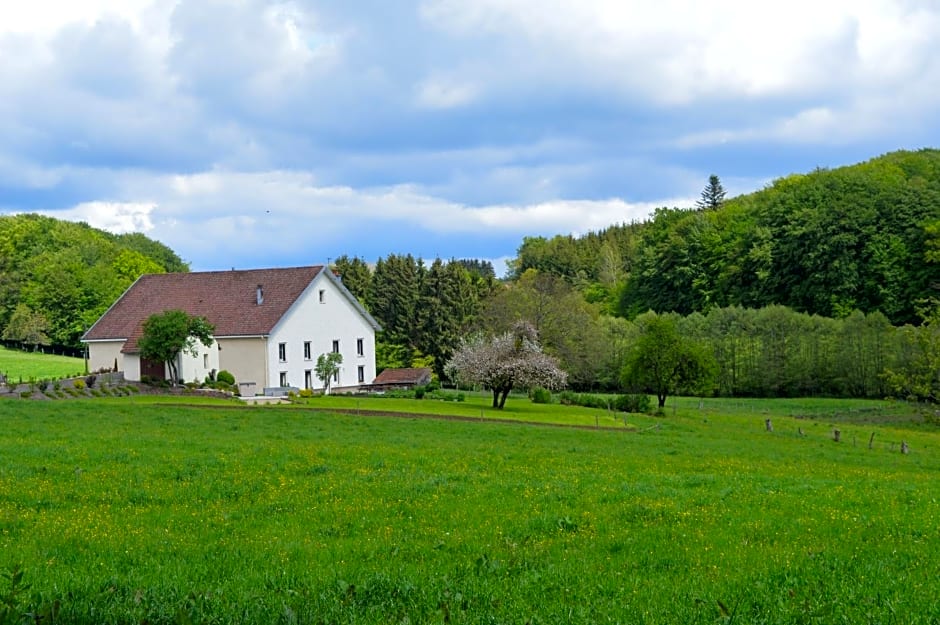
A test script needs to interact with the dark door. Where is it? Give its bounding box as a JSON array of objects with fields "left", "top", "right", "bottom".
[{"left": 140, "top": 357, "right": 165, "bottom": 380}]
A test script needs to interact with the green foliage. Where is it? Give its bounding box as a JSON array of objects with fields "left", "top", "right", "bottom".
[
  {"left": 0, "top": 213, "right": 187, "bottom": 347},
  {"left": 138, "top": 310, "right": 215, "bottom": 385},
  {"left": 622, "top": 311, "right": 716, "bottom": 410},
  {"left": 558, "top": 390, "right": 614, "bottom": 410},
  {"left": 529, "top": 387, "right": 552, "bottom": 404},
  {"left": 884, "top": 303, "right": 940, "bottom": 402},
  {"left": 315, "top": 352, "right": 343, "bottom": 394},
  {"left": 366, "top": 256, "right": 489, "bottom": 379},
  {"left": 332, "top": 255, "right": 372, "bottom": 304},
  {"left": 216, "top": 370, "right": 235, "bottom": 386},
  {"left": 695, "top": 174, "right": 727, "bottom": 210},
  {"left": 613, "top": 393, "right": 652, "bottom": 413},
  {"left": 72, "top": 379, "right": 85, "bottom": 390},
  {"left": 1, "top": 304, "right": 50, "bottom": 348},
  {"left": 511, "top": 149, "right": 940, "bottom": 326}
]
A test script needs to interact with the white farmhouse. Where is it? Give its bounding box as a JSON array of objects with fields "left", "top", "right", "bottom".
[{"left": 81, "top": 266, "right": 380, "bottom": 393}]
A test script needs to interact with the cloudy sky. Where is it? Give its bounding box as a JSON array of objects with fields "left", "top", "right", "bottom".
[{"left": 2, "top": 1, "right": 939, "bottom": 274}]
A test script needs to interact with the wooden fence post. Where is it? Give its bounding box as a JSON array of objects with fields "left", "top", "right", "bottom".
[
  {"left": 833, "top": 429, "right": 841, "bottom": 443},
  {"left": 765, "top": 418, "right": 773, "bottom": 432}
]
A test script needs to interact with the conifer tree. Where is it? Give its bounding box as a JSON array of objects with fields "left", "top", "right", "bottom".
[{"left": 696, "top": 174, "right": 726, "bottom": 210}]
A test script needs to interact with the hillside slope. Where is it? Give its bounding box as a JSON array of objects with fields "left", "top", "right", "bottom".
[
  {"left": 0, "top": 214, "right": 187, "bottom": 347},
  {"left": 514, "top": 149, "right": 940, "bottom": 325}
]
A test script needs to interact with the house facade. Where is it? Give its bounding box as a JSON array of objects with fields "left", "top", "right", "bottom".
[{"left": 82, "top": 266, "right": 380, "bottom": 393}]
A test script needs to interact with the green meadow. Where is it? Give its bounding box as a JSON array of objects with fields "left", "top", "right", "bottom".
[
  {"left": 1, "top": 398, "right": 938, "bottom": 624},
  {"left": 0, "top": 346, "right": 85, "bottom": 382}
]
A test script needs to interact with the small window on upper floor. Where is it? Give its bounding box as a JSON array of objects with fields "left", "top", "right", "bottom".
[
  {"left": 356, "top": 338, "right": 364, "bottom": 357},
  {"left": 203, "top": 354, "right": 209, "bottom": 368},
  {"left": 332, "top": 339, "right": 340, "bottom": 354},
  {"left": 319, "top": 289, "right": 326, "bottom": 303},
  {"left": 278, "top": 342, "right": 287, "bottom": 362},
  {"left": 303, "top": 341, "right": 312, "bottom": 360}
]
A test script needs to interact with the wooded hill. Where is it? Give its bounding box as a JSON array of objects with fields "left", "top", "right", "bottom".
[
  {"left": 513, "top": 149, "right": 940, "bottom": 325},
  {"left": 0, "top": 214, "right": 187, "bottom": 348}
]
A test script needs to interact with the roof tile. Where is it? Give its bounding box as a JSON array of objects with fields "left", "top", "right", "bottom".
[{"left": 83, "top": 266, "right": 323, "bottom": 351}]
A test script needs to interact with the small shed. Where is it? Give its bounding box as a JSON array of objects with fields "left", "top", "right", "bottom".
[{"left": 370, "top": 367, "right": 432, "bottom": 391}]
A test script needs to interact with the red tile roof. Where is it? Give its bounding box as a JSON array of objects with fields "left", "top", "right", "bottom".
[
  {"left": 373, "top": 367, "right": 432, "bottom": 386},
  {"left": 83, "top": 266, "right": 324, "bottom": 352}
]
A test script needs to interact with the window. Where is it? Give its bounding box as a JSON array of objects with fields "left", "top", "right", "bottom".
[
  {"left": 303, "top": 341, "right": 311, "bottom": 360},
  {"left": 319, "top": 289, "right": 326, "bottom": 303},
  {"left": 357, "top": 365, "right": 365, "bottom": 384},
  {"left": 279, "top": 372, "right": 288, "bottom": 387},
  {"left": 278, "top": 342, "right": 287, "bottom": 362},
  {"left": 304, "top": 370, "right": 312, "bottom": 390},
  {"left": 333, "top": 370, "right": 339, "bottom": 384},
  {"left": 203, "top": 354, "right": 209, "bottom": 368},
  {"left": 332, "top": 340, "right": 340, "bottom": 354},
  {"left": 356, "top": 338, "right": 364, "bottom": 357}
]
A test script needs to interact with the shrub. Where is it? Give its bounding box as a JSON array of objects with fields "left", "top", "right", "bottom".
[
  {"left": 53, "top": 381, "right": 61, "bottom": 391},
  {"left": 216, "top": 370, "right": 236, "bottom": 386},
  {"left": 530, "top": 387, "right": 552, "bottom": 404},
  {"left": 299, "top": 388, "right": 315, "bottom": 398},
  {"left": 72, "top": 379, "right": 86, "bottom": 390},
  {"left": 20, "top": 391, "right": 31, "bottom": 398},
  {"left": 37, "top": 380, "right": 49, "bottom": 393},
  {"left": 90, "top": 389, "right": 103, "bottom": 397},
  {"left": 456, "top": 393, "right": 465, "bottom": 402},
  {"left": 414, "top": 386, "right": 426, "bottom": 399},
  {"left": 614, "top": 393, "right": 652, "bottom": 414},
  {"left": 558, "top": 390, "right": 577, "bottom": 405},
  {"left": 85, "top": 375, "right": 97, "bottom": 388}
]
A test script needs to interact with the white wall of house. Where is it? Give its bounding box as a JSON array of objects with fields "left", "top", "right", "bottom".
[
  {"left": 87, "top": 341, "right": 123, "bottom": 373},
  {"left": 123, "top": 353, "right": 141, "bottom": 381},
  {"left": 178, "top": 339, "right": 220, "bottom": 384},
  {"left": 266, "top": 273, "right": 377, "bottom": 391}
]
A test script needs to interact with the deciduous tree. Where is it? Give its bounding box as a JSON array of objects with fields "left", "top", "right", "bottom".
[
  {"left": 1, "top": 303, "right": 49, "bottom": 350},
  {"left": 138, "top": 310, "right": 214, "bottom": 384},
  {"left": 446, "top": 321, "right": 567, "bottom": 409},
  {"left": 315, "top": 351, "right": 343, "bottom": 395},
  {"left": 622, "top": 312, "right": 715, "bottom": 411}
]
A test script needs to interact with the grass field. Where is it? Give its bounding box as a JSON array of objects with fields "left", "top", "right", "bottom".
[
  {"left": 0, "top": 346, "right": 85, "bottom": 382},
  {"left": 1, "top": 398, "right": 938, "bottom": 623}
]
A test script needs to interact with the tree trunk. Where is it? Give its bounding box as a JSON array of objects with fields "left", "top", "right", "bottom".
[
  {"left": 657, "top": 393, "right": 667, "bottom": 409},
  {"left": 498, "top": 387, "right": 511, "bottom": 409},
  {"left": 492, "top": 389, "right": 500, "bottom": 409}
]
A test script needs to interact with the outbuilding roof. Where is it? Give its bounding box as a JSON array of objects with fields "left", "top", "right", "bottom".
[{"left": 372, "top": 367, "right": 433, "bottom": 387}]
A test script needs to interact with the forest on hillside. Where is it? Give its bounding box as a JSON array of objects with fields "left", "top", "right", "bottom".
[
  {"left": 514, "top": 148, "right": 940, "bottom": 325},
  {"left": 2, "top": 149, "right": 939, "bottom": 402},
  {"left": 0, "top": 214, "right": 187, "bottom": 348}
]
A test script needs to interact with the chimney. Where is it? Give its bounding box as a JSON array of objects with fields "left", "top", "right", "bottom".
[{"left": 256, "top": 285, "right": 264, "bottom": 305}]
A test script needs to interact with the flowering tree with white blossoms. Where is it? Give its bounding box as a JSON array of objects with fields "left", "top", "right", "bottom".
[{"left": 446, "top": 320, "right": 567, "bottom": 409}]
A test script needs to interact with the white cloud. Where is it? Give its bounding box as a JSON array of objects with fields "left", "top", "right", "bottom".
[
  {"left": 39, "top": 201, "right": 156, "bottom": 234},
  {"left": 0, "top": 0, "right": 155, "bottom": 37},
  {"left": 415, "top": 78, "right": 478, "bottom": 109},
  {"left": 420, "top": 0, "right": 940, "bottom": 105}
]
